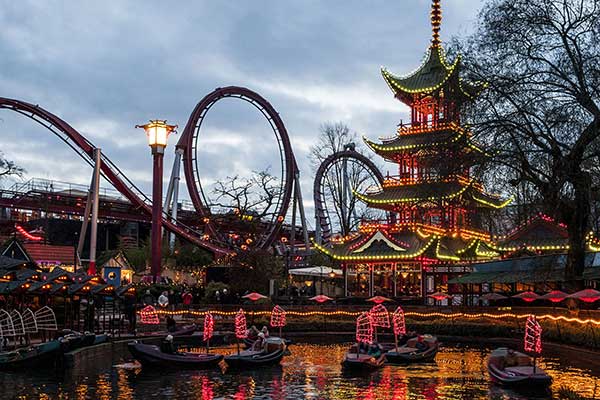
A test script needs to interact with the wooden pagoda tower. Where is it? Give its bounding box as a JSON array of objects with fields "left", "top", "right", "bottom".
[{"left": 314, "top": 0, "right": 511, "bottom": 300}]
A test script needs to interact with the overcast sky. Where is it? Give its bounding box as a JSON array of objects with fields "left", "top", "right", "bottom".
[{"left": 0, "top": 0, "right": 482, "bottom": 227}]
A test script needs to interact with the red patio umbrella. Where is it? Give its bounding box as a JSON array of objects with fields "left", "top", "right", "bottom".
[
  {"left": 367, "top": 296, "right": 394, "bottom": 304},
  {"left": 567, "top": 289, "right": 600, "bottom": 303},
  {"left": 428, "top": 291, "right": 452, "bottom": 301},
  {"left": 242, "top": 292, "right": 268, "bottom": 301},
  {"left": 512, "top": 291, "right": 540, "bottom": 302},
  {"left": 539, "top": 290, "right": 569, "bottom": 303},
  {"left": 479, "top": 293, "right": 508, "bottom": 302},
  {"left": 309, "top": 295, "right": 333, "bottom": 303}
]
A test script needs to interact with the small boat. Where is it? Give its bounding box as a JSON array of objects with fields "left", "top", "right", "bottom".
[
  {"left": 244, "top": 336, "right": 292, "bottom": 349},
  {"left": 385, "top": 335, "right": 439, "bottom": 364},
  {"left": 0, "top": 340, "right": 63, "bottom": 370},
  {"left": 59, "top": 330, "right": 111, "bottom": 352},
  {"left": 127, "top": 341, "right": 223, "bottom": 369},
  {"left": 341, "top": 346, "right": 386, "bottom": 371},
  {"left": 225, "top": 337, "right": 287, "bottom": 369},
  {"left": 487, "top": 348, "right": 552, "bottom": 388}
]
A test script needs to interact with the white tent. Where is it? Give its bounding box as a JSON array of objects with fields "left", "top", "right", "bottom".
[{"left": 288, "top": 266, "right": 346, "bottom": 278}]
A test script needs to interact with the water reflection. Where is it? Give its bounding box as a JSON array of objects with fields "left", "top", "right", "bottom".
[{"left": 0, "top": 343, "right": 598, "bottom": 399}]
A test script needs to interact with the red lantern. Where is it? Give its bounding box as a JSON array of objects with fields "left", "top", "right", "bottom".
[
  {"left": 203, "top": 312, "right": 214, "bottom": 342},
  {"left": 392, "top": 307, "right": 406, "bottom": 336},
  {"left": 139, "top": 305, "right": 159, "bottom": 325},
  {"left": 356, "top": 312, "right": 374, "bottom": 344},
  {"left": 235, "top": 309, "right": 248, "bottom": 339},
  {"left": 524, "top": 315, "right": 542, "bottom": 355},
  {"left": 369, "top": 304, "right": 390, "bottom": 328},
  {"left": 270, "top": 305, "right": 287, "bottom": 328}
]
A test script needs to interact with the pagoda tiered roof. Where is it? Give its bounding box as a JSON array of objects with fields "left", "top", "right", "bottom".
[
  {"left": 363, "top": 123, "right": 485, "bottom": 160},
  {"left": 381, "top": 46, "right": 485, "bottom": 103},
  {"left": 355, "top": 179, "right": 511, "bottom": 210},
  {"left": 313, "top": 225, "right": 499, "bottom": 263}
]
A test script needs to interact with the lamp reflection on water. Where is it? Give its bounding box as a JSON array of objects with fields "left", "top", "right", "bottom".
[{"left": 9, "top": 342, "right": 599, "bottom": 399}]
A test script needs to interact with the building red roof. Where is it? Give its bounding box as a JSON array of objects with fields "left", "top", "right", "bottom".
[{"left": 21, "top": 243, "right": 75, "bottom": 265}]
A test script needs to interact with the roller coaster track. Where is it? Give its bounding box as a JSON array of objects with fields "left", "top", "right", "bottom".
[
  {"left": 313, "top": 149, "right": 386, "bottom": 244},
  {"left": 177, "top": 86, "right": 297, "bottom": 249},
  {"left": 0, "top": 97, "right": 232, "bottom": 257}
]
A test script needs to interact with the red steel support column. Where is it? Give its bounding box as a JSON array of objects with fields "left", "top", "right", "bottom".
[{"left": 151, "top": 148, "right": 164, "bottom": 282}]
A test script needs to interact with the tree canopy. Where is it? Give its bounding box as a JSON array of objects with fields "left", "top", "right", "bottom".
[{"left": 459, "top": 0, "right": 600, "bottom": 283}]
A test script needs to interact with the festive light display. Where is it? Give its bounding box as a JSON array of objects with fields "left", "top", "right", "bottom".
[
  {"left": 270, "top": 305, "right": 287, "bottom": 328},
  {"left": 143, "top": 309, "right": 600, "bottom": 326},
  {"left": 356, "top": 312, "right": 374, "bottom": 344},
  {"left": 369, "top": 304, "right": 390, "bottom": 328},
  {"left": 235, "top": 309, "right": 247, "bottom": 339},
  {"left": 15, "top": 225, "right": 43, "bottom": 241},
  {"left": 392, "top": 307, "right": 406, "bottom": 336},
  {"left": 524, "top": 315, "right": 542, "bottom": 355},
  {"left": 139, "top": 305, "right": 159, "bottom": 325},
  {"left": 367, "top": 296, "right": 393, "bottom": 304},
  {"left": 203, "top": 312, "right": 214, "bottom": 342}
]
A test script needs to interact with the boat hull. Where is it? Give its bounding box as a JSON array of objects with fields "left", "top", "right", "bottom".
[
  {"left": 0, "top": 340, "right": 62, "bottom": 370},
  {"left": 342, "top": 353, "right": 386, "bottom": 371},
  {"left": 385, "top": 346, "right": 438, "bottom": 364},
  {"left": 224, "top": 348, "right": 286, "bottom": 369},
  {"left": 487, "top": 348, "right": 552, "bottom": 389},
  {"left": 128, "top": 342, "right": 223, "bottom": 369}
]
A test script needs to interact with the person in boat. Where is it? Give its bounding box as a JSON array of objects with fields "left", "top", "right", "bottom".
[
  {"left": 160, "top": 334, "right": 177, "bottom": 354},
  {"left": 367, "top": 343, "right": 382, "bottom": 358},
  {"left": 247, "top": 325, "right": 259, "bottom": 340},
  {"left": 415, "top": 335, "right": 429, "bottom": 352},
  {"left": 166, "top": 315, "right": 177, "bottom": 333},
  {"left": 261, "top": 326, "right": 270, "bottom": 338},
  {"left": 503, "top": 348, "right": 519, "bottom": 368},
  {"left": 252, "top": 332, "right": 266, "bottom": 351}
]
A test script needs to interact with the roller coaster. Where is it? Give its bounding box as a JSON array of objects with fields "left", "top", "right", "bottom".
[
  {"left": 1, "top": 86, "right": 385, "bottom": 262},
  {"left": 0, "top": 87, "right": 311, "bottom": 259}
]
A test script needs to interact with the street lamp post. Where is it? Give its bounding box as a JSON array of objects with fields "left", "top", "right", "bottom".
[{"left": 136, "top": 120, "right": 177, "bottom": 283}]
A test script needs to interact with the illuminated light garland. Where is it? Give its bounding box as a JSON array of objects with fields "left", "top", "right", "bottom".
[
  {"left": 363, "top": 128, "right": 466, "bottom": 152},
  {"left": 353, "top": 180, "right": 473, "bottom": 205},
  {"left": 474, "top": 241, "right": 500, "bottom": 258},
  {"left": 472, "top": 194, "right": 514, "bottom": 209},
  {"left": 381, "top": 47, "right": 460, "bottom": 95},
  {"left": 369, "top": 304, "right": 390, "bottom": 328},
  {"left": 140, "top": 305, "right": 159, "bottom": 325},
  {"left": 356, "top": 312, "right": 374, "bottom": 344},
  {"left": 270, "top": 305, "right": 287, "bottom": 328},
  {"left": 436, "top": 238, "right": 461, "bottom": 261},
  {"left": 392, "top": 307, "right": 406, "bottom": 336},
  {"left": 203, "top": 312, "right": 214, "bottom": 342},
  {"left": 311, "top": 235, "right": 437, "bottom": 261},
  {"left": 430, "top": 0, "right": 442, "bottom": 47},
  {"left": 15, "top": 225, "right": 43, "bottom": 241},
  {"left": 351, "top": 231, "right": 409, "bottom": 253},
  {"left": 235, "top": 309, "right": 248, "bottom": 339},
  {"left": 140, "top": 308, "right": 600, "bottom": 327},
  {"left": 456, "top": 239, "right": 478, "bottom": 255},
  {"left": 524, "top": 315, "right": 542, "bottom": 355}
]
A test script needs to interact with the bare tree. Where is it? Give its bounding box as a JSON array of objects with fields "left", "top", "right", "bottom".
[
  {"left": 458, "top": 0, "right": 600, "bottom": 285},
  {"left": 0, "top": 151, "right": 25, "bottom": 183},
  {"left": 310, "top": 122, "right": 385, "bottom": 236},
  {"left": 211, "top": 169, "right": 282, "bottom": 221}
]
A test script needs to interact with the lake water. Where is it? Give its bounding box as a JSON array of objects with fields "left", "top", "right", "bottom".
[{"left": 1, "top": 341, "right": 599, "bottom": 399}]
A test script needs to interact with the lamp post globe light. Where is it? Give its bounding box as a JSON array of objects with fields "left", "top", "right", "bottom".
[{"left": 136, "top": 120, "right": 177, "bottom": 283}]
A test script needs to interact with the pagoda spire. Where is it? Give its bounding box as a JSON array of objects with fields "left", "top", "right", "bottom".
[{"left": 430, "top": 0, "right": 442, "bottom": 48}]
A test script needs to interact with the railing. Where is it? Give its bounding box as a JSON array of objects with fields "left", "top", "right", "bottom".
[{"left": 5, "top": 177, "right": 197, "bottom": 211}]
